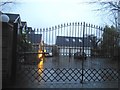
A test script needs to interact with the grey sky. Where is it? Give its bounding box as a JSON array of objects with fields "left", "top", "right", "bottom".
[{"left": 1, "top": 0, "right": 117, "bottom": 28}]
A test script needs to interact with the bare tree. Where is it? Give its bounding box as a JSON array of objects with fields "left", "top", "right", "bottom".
[
  {"left": 0, "top": 1, "right": 14, "bottom": 7},
  {"left": 87, "top": 0, "right": 120, "bottom": 30},
  {"left": 0, "top": 0, "right": 17, "bottom": 11}
]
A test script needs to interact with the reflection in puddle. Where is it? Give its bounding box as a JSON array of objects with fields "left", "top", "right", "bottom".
[
  {"left": 37, "top": 58, "right": 44, "bottom": 81},
  {"left": 38, "top": 47, "right": 44, "bottom": 73},
  {"left": 38, "top": 59, "right": 43, "bottom": 70},
  {"left": 38, "top": 50, "right": 43, "bottom": 59}
]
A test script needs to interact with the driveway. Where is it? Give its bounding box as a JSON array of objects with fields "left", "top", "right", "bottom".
[{"left": 12, "top": 56, "right": 119, "bottom": 88}]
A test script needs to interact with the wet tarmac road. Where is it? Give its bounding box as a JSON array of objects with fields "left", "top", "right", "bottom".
[{"left": 12, "top": 56, "right": 119, "bottom": 88}]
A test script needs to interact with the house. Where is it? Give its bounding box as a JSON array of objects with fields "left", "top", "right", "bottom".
[
  {"left": 27, "top": 33, "right": 42, "bottom": 51},
  {"left": 2, "top": 12, "right": 33, "bottom": 84},
  {"left": 3, "top": 13, "right": 32, "bottom": 34},
  {"left": 27, "top": 27, "right": 33, "bottom": 33},
  {"left": 2, "top": 12, "right": 22, "bottom": 84},
  {"left": 21, "top": 21, "right": 27, "bottom": 33},
  {"left": 3, "top": 13, "right": 22, "bottom": 34},
  {"left": 56, "top": 36, "right": 92, "bottom": 57}
]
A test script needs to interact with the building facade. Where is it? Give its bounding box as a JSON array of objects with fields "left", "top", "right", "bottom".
[{"left": 56, "top": 36, "right": 92, "bottom": 57}]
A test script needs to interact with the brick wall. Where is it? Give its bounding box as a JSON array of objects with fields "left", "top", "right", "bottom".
[
  {"left": 0, "top": 21, "right": 2, "bottom": 89},
  {"left": 2, "top": 22, "right": 13, "bottom": 83}
]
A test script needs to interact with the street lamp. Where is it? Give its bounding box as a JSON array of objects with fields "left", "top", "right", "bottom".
[{"left": 0, "top": 14, "right": 10, "bottom": 22}]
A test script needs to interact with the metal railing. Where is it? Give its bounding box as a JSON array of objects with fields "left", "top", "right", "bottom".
[
  {"left": 16, "top": 22, "right": 120, "bottom": 86},
  {"left": 16, "top": 68, "right": 119, "bottom": 83},
  {"left": 20, "top": 22, "right": 104, "bottom": 57}
]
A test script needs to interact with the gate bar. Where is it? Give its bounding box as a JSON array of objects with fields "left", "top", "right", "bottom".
[{"left": 81, "top": 22, "right": 85, "bottom": 83}]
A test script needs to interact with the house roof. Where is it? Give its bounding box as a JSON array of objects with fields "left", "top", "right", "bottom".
[
  {"left": 27, "top": 34, "right": 42, "bottom": 44},
  {"left": 21, "top": 21, "right": 27, "bottom": 27},
  {"left": 27, "top": 27, "right": 33, "bottom": 33},
  {"left": 4, "top": 13, "right": 20, "bottom": 23},
  {"left": 27, "top": 27, "right": 32, "bottom": 31},
  {"left": 28, "top": 27, "right": 32, "bottom": 30},
  {"left": 21, "top": 21, "right": 27, "bottom": 29},
  {"left": 56, "top": 36, "right": 92, "bottom": 47}
]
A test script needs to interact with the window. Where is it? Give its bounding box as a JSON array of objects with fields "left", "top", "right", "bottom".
[
  {"left": 73, "top": 39, "right": 75, "bottom": 42},
  {"left": 79, "top": 39, "right": 82, "bottom": 42},
  {"left": 66, "top": 38, "right": 69, "bottom": 42}
]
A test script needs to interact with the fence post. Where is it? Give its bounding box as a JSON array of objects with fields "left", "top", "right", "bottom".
[
  {"left": 11, "top": 23, "right": 18, "bottom": 83},
  {"left": 81, "top": 22, "right": 85, "bottom": 83}
]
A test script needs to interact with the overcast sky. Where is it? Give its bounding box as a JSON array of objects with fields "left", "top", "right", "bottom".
[{"left": 1, "top": 0, "right": 117, "bottom": 28}]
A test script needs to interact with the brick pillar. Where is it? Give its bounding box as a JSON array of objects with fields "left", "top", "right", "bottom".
[
  {"left": 11, "top": 23, "right": 18, "bottom": 83},
  {"left": 2, "top": 22, "right": 13, "bottom": 87}
]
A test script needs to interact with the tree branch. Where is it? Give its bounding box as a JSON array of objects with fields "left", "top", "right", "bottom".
[{"left": 0, "top": 1, "right": 14, "bottom": 6}]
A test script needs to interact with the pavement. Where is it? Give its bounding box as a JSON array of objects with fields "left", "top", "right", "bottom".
[{"left": 5, "top": 80, "right": 119, "bottom": 88}]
